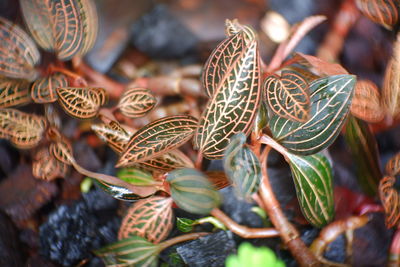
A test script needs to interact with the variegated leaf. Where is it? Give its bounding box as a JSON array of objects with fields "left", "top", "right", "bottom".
[
  {"left": 93, "top": 179, "right": 143, "bottom": 202},
  {"left": 32, "top": 146, "right": 69, "bottom": 180},
  {"left": 118, "top": 88, "right": 156, "bottom": 118},
  {"left": 116, "top": 115, "right": 198, "bottom": 167},
  {"left": 356, "top": 0, "right": 400, "bottom": 29},
  {"left": 95, "top": 235, "right": 159, "bottom": 267},
  {"left": 293, "top": 53, "right": 348, "bottom": 76},
  {"left": 223, "top": 133, "right": 261, "bottom": 201},
  {"left": 205, "top": 171, "right": 230, "bottom": 190},
  {"left": 385, "top": 152, "right": 400, "bottom": 176},
  {"left": 57, "top": 87, "right": 107, "bottom": 119},
  {"left": 379, "top": 176, "right": 400, "bottom": 228},
  {"left": 138, "top": 149, "right": 194, "bottom": 172},
  {"left": 91, "top": 120, "right": 132, "bottom": 153},
  {"left": 264, "top": 70, "right": 310, "bottom": 122},
  {"left": 287, "top": 152, "right": 334, "bottom": 227},
  {"left": 31, "top": 73, "right": 68, "bottom": 103},
  {"left": 78, "top": 0, "right": 98, "bottom": 56},
  {"left": 383, "top": 37, "right": 400, "bottom": 119},
  {"left": 167, "top": 168, "right": 221, "bottom": 215},
  {"left": 117, "top": 167, "right": 158, "bottom": 186},
  {"left": 195, "top": 24, "right": 261, "bottom": 159},
  {"left": 0, "top": 108, "right": 46, "bottom": 149},
  {"left": 0, "top": 17, "right": 39, "bottom": 80},
  {"left": 350, "top": 80, "right": 384, "bottom": 123},
  {"left": 0, "top": 77, "right": 31, "bottom": 108},
  {"left": 49, "top": 138, "right": 74, "bottom": 164},
  {"left": 118, "top": 196, "right": 174, "bottom": 244},
  {"left": 269, "top": 75, "right": 356, "bottom": 155}
]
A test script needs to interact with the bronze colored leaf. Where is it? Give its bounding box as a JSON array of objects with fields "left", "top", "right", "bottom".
[
  {"left": 0, "top": 108, "right": 46, "bottom": 149},
  {"left": 356, "top": 0, "right": 400, "bottom": 29},
  {"left": 117, "top": 115, "right": 198, "bottom": 167},
  {"left": 293, "top": 52, "right": 348, "bottom": 76},
  {"left": 31, "top": 73, "right": 69, "bottom": 103},
  {"left": 118, "top": 196, "right": 174, "bottom": 244},
  {"left": 0, "top": 17, "right": 39, "bottom": 80},
  {"left": 49, "top": 138, "right": 75, "bottom": 165},
  {"left": 138, "top": 149, "right": 194, "bottom": 172},
  {"left": 32, "top": 146, "right": 69, "bottom": 181},
  {"left": 91, "top": 120, "right": 132, "bottom": 153},
  {"left": 205, "top": 171, "right": 230, "bottom": 190},
  {"left": 78, "top": 0, "right": 98, "bottom": 56},
  {"left": 57, "top": 87, "right": 107, "bottom": 119},
  {"left": 386, "top": 152, "right": 400, "bottom": 176},
  {"left": 118, "top": 88, "right": 157, "bottom": 118},
  {"left": 265, "top": 70, "right": 310, "bottom": 122},
  {"left": 383, "top": 36, "right": 400, "bottom": 119},
  {"left": 195, "top": 22, "right": 261, "bottom": 159},
  {"left": 351, "top": 80, "right": 384, "bottom": 123},
  {"left": 0, "top": 77, "right": 31, "bottom": 108},
  {"left": 379, "top": 176, "right": 400, "bottom": 228}
]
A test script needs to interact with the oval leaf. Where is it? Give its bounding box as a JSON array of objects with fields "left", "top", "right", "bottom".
[
  {"left": 32, "top": 146, "right": 69, "bottom": 180},
  {"left": 49, "top": 138, "right": 74, "bottom": 165},
  {"left": 31, "top": 73, "right": 68, "bottom": 103},
  {"left": 57, "top": 87, "right": 107, "bottom": 119},
  {"left": 350, "top": 80, "right": 384, "bottom": 123},
  {"left": 383, "top": 50, "right": 400, "bottom": 119},
  {"left": 118, "top": 88, "right": 157, "bottom": 118},
  {"left": 293, "top": 52, "right": 348, "bottom": 76},
  {"left": 0, "top": 77, "right": 31, "bottom": 108},
  {"left": 264, "top": 70, "right": 310, "bottom": 122},
  {"left": 118, "top": 196, "right": 174, "bottom": 244},
  {"left": 92, "top": 120, "right": 132, "bottom": 153},
  {"left": 95, "top": 235, "right": 159, "bottom": 267},
  {"left": 0, "top": 108, "right": 46, "bottom": 149},
  {"left": 0, "top": 17, "right": 39, "bottom": 80},
  {"left": 195, "top": 25, "right": 261, "bottom": 159},
  {"left": 268, "top": 74, "right": 356, "bottom": 155},
  {"left": 167, "top": 168, "right": 221, "bottom": 215},
  {"left": 93, "top": 179, "right": 144, "bottom": 202},
  {"left": 117, "top": 167, "right": 158, "bottom": 186},
  {"left": 138, "top": 149, "right": 194, "bottom": 172},
  {"left": 286, "top": 152, "right": 334, "bottom": 227},
  {"left": 385, "top": 152, "right": 400, "bottom": 176},
  {"left": 78, "top": 0, "right": 99, "bottom": 56},
  {"left": 223, "top": 133, "right": 261, "bottom": 201},
  {"left": 356, "top": 0, "right": 399, "bottom": 29},
  {"left": 116, "top": 115, "right": 198, "bottom": 167},
  {"left": 379, "top": 176, "right": 400, "bottom": 228}
]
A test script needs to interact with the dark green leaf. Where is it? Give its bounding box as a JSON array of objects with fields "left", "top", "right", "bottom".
[
  {"left": 176, "top": 217, "right": 195, "bottom": 233},
  {"left": 93, "top": 179, "right": 143, "bottom": 202},
  {"left": 253, "top": 100, "right": 268, "bottom": 134}
]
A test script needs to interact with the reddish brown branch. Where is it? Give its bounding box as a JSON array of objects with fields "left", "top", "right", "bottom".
[{"left": 158, "top": 232, "right": 210, "bottom": 251}]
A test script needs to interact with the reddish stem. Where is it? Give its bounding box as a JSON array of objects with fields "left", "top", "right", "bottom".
[{"left": 158, "top": 232, "right": 210, "bottom": 251}]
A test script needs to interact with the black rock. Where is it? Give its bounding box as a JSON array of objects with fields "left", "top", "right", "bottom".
[
  {"left": 131, "top": 5, "right": 198, "bottom": 59},
  {"left": 0, "top": 211, "right": 25, "bottom": 267},
  {"left": 177, "top": 231, "right": 236, "bottom": 267}
]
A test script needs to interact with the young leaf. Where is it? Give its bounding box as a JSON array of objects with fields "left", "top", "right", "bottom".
[
  {"left": 386, "top": 152, "right": 400, "bottom": 176},
  {"left": 138, "top": 149, "right": 195, "bottom": 172},
  {"left": 117, "top": 167, "right": 158, "bottom": 186},
  {"left": 269, "top": 75, "right": 356, "bottom": 155},
  {"left": 32, "top": 146, "right": 69, "bottom": 181},
  {"left": 223, "top": 133, "right": 261, "bottom": 201},
  {"left": 264, "top": 70, "right": 310, "bottom": 122},
  {"left": 31, "top": 73, "right": 68, "bottom": 103},
  {"left": 0, "top": 108, "right": 46, "bottom": 149},
  {"left": 57, "top": 87, "right": 107, "bottom": 119},
  {"left": 91, "top": 120, "right": 132, "bottom": 153},
  {"left": 0, "top": 17, "right": 39, "bottom": 80},
  {"left": 356, "top": 0, "right": 399, "bottom": 29},
  {"left": 379, "top": 176, "right": 400, "bottom": 228},
  {"left": 293, "top": 52, "right": 348, "bottom": 76},
  {"left": 93, "top": 179, "right": 144, "bottom": 202},
  {"left": 0, "top": 77, "right": 31, "bottom": 108},
  {"left": 118, "top": 88, "right": 157, "bottom": 118},
  {"left": 176, "top": 217, "right": 195, "bottom": 232},
  {"left": 195, "top": 23, "right": 261, "bottom": 159},
  {"left": 116, "top": 115, "right": 198, "bottom": 167},
  {"left": 350, "top": 80, "right": 384, "bottom": 123},
  {"left": 167, "top": 168, "right": 221, "bottom": 215},
  {"left": 118, "top": 196, "right": 174, "bottom": 243},
  {"left": 95, "top": 235, "right": 159, "bottom": 267},
  {"left": 286, "top": 152, "right": 334, "bottom": 227}
]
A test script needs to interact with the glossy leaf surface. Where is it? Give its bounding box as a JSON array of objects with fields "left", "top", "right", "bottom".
[
  {"left": 118, "top": 88, "right": 156, "bottom": 118},
  {"left": 57, "top": 87, "right": 107, "bottom": 119},
  {"left": 0, "top": 77, "right": 31, "bottom": 108},
  {"left": 32, "top": 146, "right": 68, "bottom": 180},
  {"left": 223, "top": 133, "right": 261, "bottom": 201},
  {"left": 356, "top": 0, "right": 399, "bottom": 29},
  {"left": 31, "top": 73, "right": 68, "bottom": 103},
  {"left": 167, "top": 168, "right": 221, "bottom": 215},
  {"left": 176, "top": 217, "right": 195, "bottom": 232},
  {"left": 95, "top": 235, "right": 159, "bottom": 267},
  {"left": 269, "top": 75, "right": 355, "bottom": 155},
  {"left": 117, "top": 115, "right": 198, "bottom": 167},
  {"left": 118, "top": 196, "right": 174, "bottom": 243},
  {"left": 350, "top": 80, "right": 384, "bottom": 123},
  {"left": 93, "top": 179, "right": 143, "bottom": 202},
  {"left": 0, "top": 17, "right": 39, "bottom": 80},
  {"left": 0, "top": 108, "right": 46, "bottom": 149},
  {"left": 264, "top": 70, "right": 310, "bottom": 122},
  {"left": 379, "top": 176, "right": 400, "bottom": 228},
  {"left": 287, "top": 152, "right": 334, "bottom": 227},
  {"left": 117, "top": 167, "right": 158, "bottom": 186},
  {"left": 92, "top": 120, "right": 131, "bottom": 153}
]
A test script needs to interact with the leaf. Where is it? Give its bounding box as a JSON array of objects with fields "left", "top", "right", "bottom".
[
  {"left": 253, "top": 100, "right": 268, "bottom": 134},
  {"left": 0, "top": 108, "right": 46, "bottom": 149},
  {"left": 264, "top": 70, "right": 310, "bottom": 122},
  {"left": 95, "top": 235, "right": 159, "bottom": 267},
  {"left": 379, "top": 176, "right": 400, "bottom": 228},
  {"left": 176, "top": 217, "right": 195, "bottom": 232},
  {"left": 195, "top": 23, "right": 261, "bottom": 159},
  {"left": 138, "top": 149, "right": 194, "bottom": 172},
  {"left": 0, "top": 77, "right": 31, "bottom": 108},
  {"left": 91, "top": 120, "right": 132, "bottom": 153},
  {"left": 350, "top": 80, "right": 384, "bottom": 123},
  {"left": 116, "top": 115, "right": 198, "bottom": 167},
  {"left": 0, "top": 17, "right": 40, "bottom": 80},
  {"left": 118, "top": 88, "right": 157, "bottom": 118},
  {"left": 49, "top": 138, "right": 75, "bottom": 165},
  {"left": 57, "top": 87, "right": 107, "bottom": 119},
  {"left": 268, "top": 75, "right": 356, "bottom": 155},
  {"left": 32, "top": 146, "right": 69, "bottom": 181},
  {"left": 356, "top": 0, "right": 400, "bottom": 29},
  {"left": 286, "top": 152, "right": 334, "bottom": 227},
  {"left": 167, "top": 168, "right": 221, "bottom": 215},
  {"left": 344, "top": 115, "right": 381, "bottom": 196},
  {"left": 118, "top": 196, "right": 174, "bottom": 243},
  {"left": 31, "top": 73, "right": 69, "bottom": 103},
  {"left": 93, "top": 179, "right": 144, "bottom": 202},
  {"left": 78, "top": 0, "right": 99, "bottom": 56},
  {"left": 293, "top": 53, "right": 349, "bottom": 76},
  {"left": 117, "top": 167, "right": 158, "bottom": 186},
  {"left": 386, "top": 152, "right": 400, "bottom": 176},
  {"left": 383, "top": 36, "right": 400, "bottom": 119},
  {"left": 205, "top": 171, "right": 230, "bottom": 190},
  {"left": 223, "top": 133, "right": 261, "bottom": 201}
]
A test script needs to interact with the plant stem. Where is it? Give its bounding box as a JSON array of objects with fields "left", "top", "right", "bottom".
[
  {"left": 158, "top": 232, "right": 210, "bottom": 251},
  {"left": 195, "top": 152, "right": 203, "bottom": 170},
  {"left": 210, "top": 208, "right": 279, "bottom": 238}
]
